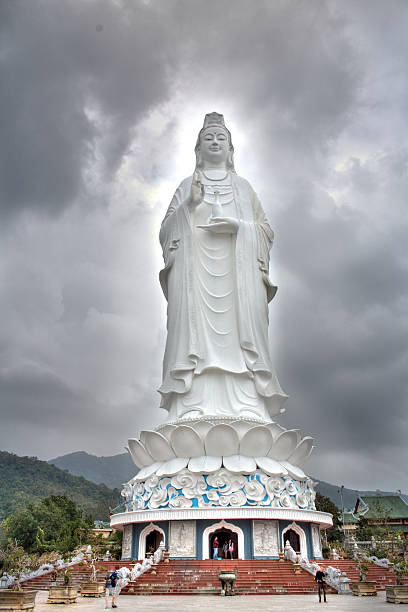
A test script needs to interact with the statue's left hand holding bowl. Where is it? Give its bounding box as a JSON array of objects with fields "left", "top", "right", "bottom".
[{"left": 197, "top": 216, "right": 239, "bottom": 234}]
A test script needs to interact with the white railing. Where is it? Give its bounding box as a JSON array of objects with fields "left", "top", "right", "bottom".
[
  {"left": 116, "top": 541, "right": 166, "bottom": 588},
  {"left": 284, "top": 542, "right": 351, "bottom": 594},
  {"left": 1, "top": 542, "right": 167, "bottom": 591},
  {"left": 0, "top": 552, "right": 86, "bottom": 589},
  {"left": 366, "top": 555, "right": 390, "bottom": 569}
]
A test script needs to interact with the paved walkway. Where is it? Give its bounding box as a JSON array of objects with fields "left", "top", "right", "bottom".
[{"left": 34, "top": 589, "right": 391, "bottom": 610}]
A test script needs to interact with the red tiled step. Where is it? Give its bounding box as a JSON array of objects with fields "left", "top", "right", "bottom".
[{"left": 122, "top": 560, "right": 336, "bottom": 596}]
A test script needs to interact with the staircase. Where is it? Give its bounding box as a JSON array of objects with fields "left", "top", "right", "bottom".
[
  {"left": 122, "top": 559, "right": 336, "bottom": 596},
  {"left": 19, "top": 558, "right": 404, "bottom": 595}
]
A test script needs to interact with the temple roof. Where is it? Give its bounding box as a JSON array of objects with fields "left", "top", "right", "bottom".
[{"left": 357, "top": 494, "right": 408, "bottom": 520}]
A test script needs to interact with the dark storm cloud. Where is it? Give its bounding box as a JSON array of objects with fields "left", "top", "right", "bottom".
[
  {"left": 1, "top": 0, "right": 407, "bottom": 491},
  {"left": 0, "top": 0, "right": 181, "bottom": 216}
]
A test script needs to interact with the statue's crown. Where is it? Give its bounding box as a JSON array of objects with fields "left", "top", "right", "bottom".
[{"left": 203, "top": 112, "right": 225, "bottom": 129}]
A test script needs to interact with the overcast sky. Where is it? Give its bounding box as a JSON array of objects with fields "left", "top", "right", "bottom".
[{"left": 1, "top": 0, "right": 407, "bottom": 493}]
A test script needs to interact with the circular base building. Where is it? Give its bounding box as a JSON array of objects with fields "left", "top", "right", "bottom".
[{"left": 110, "top": 416, "right": 332, "bottom": 561}]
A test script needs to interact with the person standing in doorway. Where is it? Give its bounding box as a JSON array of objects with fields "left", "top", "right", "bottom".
[
  {"left": 222, "top": 540, "right": 228, "bottom": 559},
  {"left": 227, "top": 539, "right": 234, "bottom": 559},
  {"left": 314, "top": 569, "right": 327, "bottom": 603},
  {"left": 213, "top": 536, "right": 220, "bottom": 560}
]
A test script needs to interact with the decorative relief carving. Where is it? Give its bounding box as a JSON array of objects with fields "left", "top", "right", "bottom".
[
  {"left": 311, "top": 523, "right": 322, "bottom": 558},
  {"left": 253, "top": 520, "right": 279, "bottom": 557},
  {"left": 121, "top": 524, "right": 132, "bottom": 558},
  {"left": 169, "top": 521, "right": 196, "bottom": 557},
  {"left": 121, "top": 468, "right": 316, "bottom": 512}
]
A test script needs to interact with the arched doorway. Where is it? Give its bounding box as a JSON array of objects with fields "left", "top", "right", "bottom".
[
  {"left": 146, "top": 529, "right": 163, "bottom": 554},
  {"left": 209, "top": 528, "right": 238, "bottom": 559},
  {"left": 202, "top": 520, "right": 245, "bottom": 559},
  {"left": 138, "top": 523, "right": 165, "bottom": 559},
  {"left": 284, "top": 529, "right": 300, "bottom": 552},
  {"left": 281, "top": 522, "right": 308, "bottom": 558}
]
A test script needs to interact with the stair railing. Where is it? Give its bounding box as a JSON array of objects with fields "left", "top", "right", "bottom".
[
  {"left": 1, "top": 552, "right": 86, "bottom": 589},
  {"left": 117, "top": 541, "right": 166, "bottom": 588},
  {"left": 284, "top": 542, "right": 351, "bottom": 595}
]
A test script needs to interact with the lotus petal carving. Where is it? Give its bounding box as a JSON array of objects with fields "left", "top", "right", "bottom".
[
  {"left": 156, "top": 457, "right": 189, "bottom": 477},
  {"left": 205, "top": 424, "right": 239, "bottom": 456},
  {"left": 129, "top": 420, "right": 313, "bottom": 479},
  {"left": 128, "top": 438, "right": 153, "bottom": 468},
  {"left": 134, "top": 461, "right": 163, "bottom": 482},
  {"left": 223, "top": 455, "right": 257, "bottom": 474},
  {"left": 170, "top": 425, "right": 204, "bottom": 458},
  {"left": 280, "top": 461, "right": 307, "bottom": 481},
  {"left": 255, "top": 456, "right": 288, "bottom": 476},
  {"left": 267, "top": 422, "right": 286, "bottom": 439},
  {"left": 267, "top": 430, "right": 299, "bottom": 460},
  {"left": 191, "top": 420, "right": 214, "bottom": 437},
  {"left": 240, "top": 426, "right": 273, "bottom": 457},
  {"left": 188, "top": 455, "right": 222, "bottom": 473},
  {"left": 158, "top": 424, "right": 177, "bottom": 442},
  {"left": 229, "top": 420, "right": 257, "bottom": 438},
  {"left": 143, "top": 431, "right": 176, "bottom": 462},
  {"left": 287, "top": 437, "right": 314, "bottom": 467}
]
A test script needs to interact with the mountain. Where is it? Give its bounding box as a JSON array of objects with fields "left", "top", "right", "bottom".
[
  {"left": 49, "top": 451, "right": 404, "bottom": 511},
  {"left": 49, "top": 451, "right": 136, "bottom": 490},
  {"left": 0, "top": 451, "right": 120, "bottom": 521},
  {"left": 314, "top": 478, "right": 361, "bottom": 510}
]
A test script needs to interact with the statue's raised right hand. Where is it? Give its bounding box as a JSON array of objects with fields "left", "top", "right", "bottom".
[{"left": 187, "top": 171, "right": 204, "bottom": 209}]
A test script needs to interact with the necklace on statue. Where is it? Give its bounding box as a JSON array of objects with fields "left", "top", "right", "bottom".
[{"left": 202, "top": 169, "right": 229, "bottom": 181}]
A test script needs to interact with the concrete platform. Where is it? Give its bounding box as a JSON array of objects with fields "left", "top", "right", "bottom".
[{"left": 34, "top": 589, "right": 390, "bottom": 610}]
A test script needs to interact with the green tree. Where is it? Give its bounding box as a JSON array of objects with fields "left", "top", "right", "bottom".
[
  {"left": 315, "top": 492, "right": 341, "bottom": 542},
  {"left": 355, "top": 515, "right": 387, "bottom": 541},
  {"left": 1, "top": 495, "right": 91, "bottom": 555}
]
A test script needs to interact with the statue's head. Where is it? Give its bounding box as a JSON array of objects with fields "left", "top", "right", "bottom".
[{"left": 195, "top": 112, "right": 235, "bottom": 172}]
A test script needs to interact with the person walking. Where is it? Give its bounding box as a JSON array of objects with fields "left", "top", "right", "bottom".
[
  {"left": 212, "top": 536, "right": 220, "bottom": 560},
  {"left": 314, "top": 569, "right": 327, "bottom": 603},
  {"left": 105, "top": 566, "right": 120, "bottom": 609}
]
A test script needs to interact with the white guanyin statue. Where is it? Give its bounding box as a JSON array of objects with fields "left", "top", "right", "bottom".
[{"left": 159, "top": 112, "right": 288, "bottom": 422}]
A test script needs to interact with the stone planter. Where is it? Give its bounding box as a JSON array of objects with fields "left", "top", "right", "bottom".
[
  {"left": 48, "top": 585, "right": 78, "bottom": 604},
  {"left": 0, "top": 590, "right": 37, "bottom": 611},
  {"left": 80, "top": 582, "right": 105, "bottom": 597},
  {"left": 386, "top": 585, "right": 408, "bottom": 604},
  {"left": 351, "top": 581, "right": 377, "bottom": 597}
]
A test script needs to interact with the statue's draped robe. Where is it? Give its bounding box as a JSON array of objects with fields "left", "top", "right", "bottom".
[{"left": 159, "top": 173, "right": 287, "bottom": 421}]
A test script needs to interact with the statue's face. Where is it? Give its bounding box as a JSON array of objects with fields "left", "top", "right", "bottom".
[{"left": 199, "top": 127, "right": 230, "bottom": 164}]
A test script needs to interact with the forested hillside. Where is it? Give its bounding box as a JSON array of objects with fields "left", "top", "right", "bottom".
[
  {"left": 49, "top": 451, "right": 135, "bottom": 490},
  {"left": 0, "top": 451, "right": 120, "bottom": 521}
]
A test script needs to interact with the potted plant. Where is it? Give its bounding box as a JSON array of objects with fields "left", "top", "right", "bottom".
[
  {"left": 386, "top": 559, "right": 408, "bottom": 603},
  {"left": 0, "top": 540, "right": 38, "bottom": 611},
  {"left": 351, "top": 556, "right": 377, "bottom": 597},
  {"left": 48, "top": 569, "right": 78, "bottom": 604},
  {"left": 80, "top": 557, "right": 106, "bottom": 597}
]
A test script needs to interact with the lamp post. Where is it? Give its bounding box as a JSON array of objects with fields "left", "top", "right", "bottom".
[{"left": 339, "top": 485, "right": 346, "bottom": 546}]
